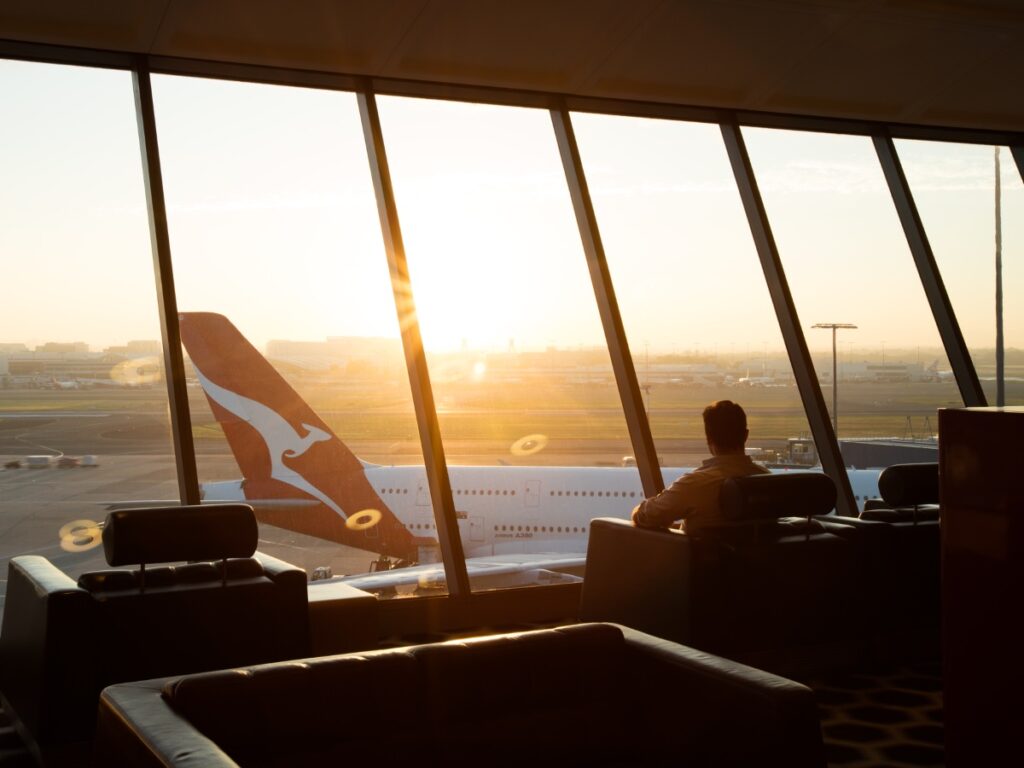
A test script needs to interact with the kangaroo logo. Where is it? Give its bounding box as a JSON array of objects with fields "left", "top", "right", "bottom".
[{"left": 194, "top": 367, "right": 346, "bottom": 518}]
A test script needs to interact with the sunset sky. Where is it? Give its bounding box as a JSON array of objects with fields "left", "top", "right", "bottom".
[{"left": 2, "top": 59, "right": 1020, "bottom": 359}]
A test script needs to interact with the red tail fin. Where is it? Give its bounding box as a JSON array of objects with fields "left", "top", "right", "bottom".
[{"left": 179, "top": 312, "right": 415, "bottom": 560}]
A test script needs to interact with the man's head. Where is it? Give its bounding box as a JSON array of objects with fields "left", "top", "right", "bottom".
[{"left": 702, "top": 400, "right": 748, "bottom": 455}]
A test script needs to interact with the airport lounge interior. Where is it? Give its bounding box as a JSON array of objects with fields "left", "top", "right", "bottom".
[{"left": 1, "top": 1, "right": 1023, "bottom": 766}]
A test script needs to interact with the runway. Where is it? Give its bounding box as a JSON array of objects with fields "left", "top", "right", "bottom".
[{"left": 0, "top": 411, "right": 198, "bottom": 457}]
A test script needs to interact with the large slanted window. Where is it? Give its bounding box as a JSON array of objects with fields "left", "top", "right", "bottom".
[
  {"left": 0, "top": 60, "right": 174, "bottom": 616},
  {"left": 571, "top": 113, "right": 819, "bottom": 474},
  {"left": 743, "top": 127, "right": 960, "bottom": 475},
  {"left": 897, "top": 140, "right": 1024, "bottom": 405},
  {"left": 151, "top": 76, "right": 434, "bottom": 597},
  {"left": 377, "top": 96, "right": 637, "bottom": 591}
]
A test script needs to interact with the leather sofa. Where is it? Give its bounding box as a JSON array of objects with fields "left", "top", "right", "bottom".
[
  {"left": 825, "top": 462, "right": 941, "bottom": 658},
  {"left": 94, "top": 622, "right": 825, "bottom": 767},
  {"left": 0, "top": 504, "right": 310, "bottom": 763},
  {"left": 580, "top": 473, "right": 864, "bottom": 676}
]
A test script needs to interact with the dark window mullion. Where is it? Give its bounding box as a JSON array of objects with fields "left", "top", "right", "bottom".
[
  {"left": 550, "top": 105, "right": 663, "bottom": 498},
  {"left": 721, "top": 121, "right": 857, "bottom": 518},
  {"left": 874, "top": 134, "right": 985, "bottom": 407},
  {"left": 132, "top": 62, "right": 200, "bottom": 505},
  {"left": 357, "top": 85, "right": 470, "bottom": 597}
]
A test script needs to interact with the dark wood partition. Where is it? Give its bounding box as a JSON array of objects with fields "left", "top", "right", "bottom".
[{"left": 940, "top": 406, "right": 1024, "bottom": 766}]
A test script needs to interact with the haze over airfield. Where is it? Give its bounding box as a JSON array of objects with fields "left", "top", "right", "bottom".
[{"left": 2, "top": 60, "right": 1020, "bottom": 358}]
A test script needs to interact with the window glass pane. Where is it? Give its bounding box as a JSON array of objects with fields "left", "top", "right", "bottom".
[
  {"left": 0, "top": 60, "right": 174, "bottom": 617},
  {"left": 896, "top": 140, "right": 1024, "bottom": 405},
  {"left": 378, "top": 96, "right": 636, "bottom": 591},
  {"left": 743, "top": 127, "right": 958, "bottom": 475},
  {"left": 572, "top": 113, "right": 820, "bottom": 475},
  {"left": 153, "top": 76, "right": 435, "bottom": 598}
]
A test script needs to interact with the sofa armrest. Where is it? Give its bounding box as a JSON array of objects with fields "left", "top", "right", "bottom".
[
  {"left": 0, "top": 556, "right": 94, "bottom": 746},
  {"left": 252, "top": 551, "right": 313, "bottom": 658},
  {"left": 96, "top": 680, "right": 239, "bottom": 768},
  {"left": 253, "top": 550, "right": 307, "bottom": 590},
  {"left": 580, "top": 518, "right": 692, "bottom": 642},
  {"left": 619, "top": 625, "right": 825, "bottom": 767}
]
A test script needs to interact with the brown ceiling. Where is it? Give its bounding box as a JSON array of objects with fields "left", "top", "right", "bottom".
[{"left": 1, "top": 0, "right": 1022, "bottom": 132}]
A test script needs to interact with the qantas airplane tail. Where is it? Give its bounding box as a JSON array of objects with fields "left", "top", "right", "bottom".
[{"left": 178, "top": 312, "right": 416, "bottom": 561}]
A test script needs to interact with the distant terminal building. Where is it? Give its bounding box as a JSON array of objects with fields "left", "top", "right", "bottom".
[
  {"left": 35, "top": 341, "right": 89, "bottom": 355},
  {"left": 3, "top": 340, "right": 162, "bottom": 385},
  {"left": 640, "top": 364, "right": 725, "bottom": 385},
  {"left": 104, "top": 340, "right": 162, "bottom": 357},
  {"left": 266, "top": 336, "right": 403, "bottom": 372},
  {"left": 820, "top": 361, "right": 932, "bottom": 383}
]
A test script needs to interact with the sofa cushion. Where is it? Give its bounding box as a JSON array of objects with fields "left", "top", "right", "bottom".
[
  {"left": 77, "top": 569, "right": 137, "bottom": 593},
  {"left": 860, "top": 505, "right": 940, "bottom": 523},
  {"left": 79, "top": 559, "right": 267, "bottom": 593},
  {"left": 164, "top": 652, "right": 428, "bottom": 765}
]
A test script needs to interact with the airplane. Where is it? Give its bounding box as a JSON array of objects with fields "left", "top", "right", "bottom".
[
  {"left": 927, "top": 359, "right": 955, "bottom": 383},
  {"left": 178, "top": 312, "right": 882, "bottom": 593}
]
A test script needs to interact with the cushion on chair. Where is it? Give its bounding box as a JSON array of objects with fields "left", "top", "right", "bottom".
[
  {"left": 719, "top": 472, "right": 837, "bottom": 522},
  {"left": 102, "top": 504, "right": 258, "bottom": 566},
  {"left": 860, "top": 506, "right": 940, "bottom": 523},
  {"left": 77, "top": 570, "right": 138, "bottom": 593},
  {"left": 877, "top": 463, "right": 939, "bottom": 508}
]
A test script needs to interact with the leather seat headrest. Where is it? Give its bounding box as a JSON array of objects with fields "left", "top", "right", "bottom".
[
  {"left": 720, "top": 473, "right": 837, "bottom": 520},
  {"left": 878, "top": 463, "right": 938, "bottom": 507},
  {"left": 102, "top": 504, "right": 258, "bottom": 566}
]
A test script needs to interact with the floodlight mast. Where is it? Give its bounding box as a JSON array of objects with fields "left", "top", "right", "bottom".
[{"left": 812, "top": 323, "right": 858, "bottom": 435}]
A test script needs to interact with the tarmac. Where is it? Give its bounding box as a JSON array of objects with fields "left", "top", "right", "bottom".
[{"left": 0, "top": 408, "right": 713, "bottom": 619}]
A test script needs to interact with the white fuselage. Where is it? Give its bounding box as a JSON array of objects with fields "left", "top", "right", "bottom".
[{"left": 205, "top": 464, "right": 882, "bottom": 558}]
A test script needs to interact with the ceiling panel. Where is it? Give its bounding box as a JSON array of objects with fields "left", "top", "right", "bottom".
[
  {"left": 0, "top": 0, "right": 1022, "bottom": 132},
  {"left": 589, "top": 1, "right": 850, "bottom": 109},
  {"left": 152, "top": 0, "right": 427, "bottom": 73},
  {"left": 761, "top": 12, "right": 1001, "bottom": 122},
  {"left": 0, "top": 0, "right": 169, "bottom": 52},
  {"left": 378, "top": 0, "right": 661, "bottom": 93}
]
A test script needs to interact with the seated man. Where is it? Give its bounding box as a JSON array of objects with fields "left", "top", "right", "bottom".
[{"left": 632, "top": 400, "right": 768, "bottom": 530}]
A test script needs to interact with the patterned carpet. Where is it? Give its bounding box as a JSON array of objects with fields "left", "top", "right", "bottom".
[{"left": 812, "top": 665, "right": 944, "bottom": 767}]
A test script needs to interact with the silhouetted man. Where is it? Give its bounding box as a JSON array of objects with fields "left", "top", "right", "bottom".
[{"left": 631, "top": 400, "right": 768, "bottom": 530}]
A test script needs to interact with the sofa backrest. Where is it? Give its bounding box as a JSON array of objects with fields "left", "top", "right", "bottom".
[
  {"left": 161, "top": 624, "right": 690, "bottom": 765},
  {"left": 877, "top": 462, "right": 938, "bottom": 508},
  {"left": 718, "top": 472, "right": 837, "bottom": 522},
  {"left": 862, "top": 462, "right": 941, "bottom": 523},
  {"left": 102, "top": 503, "right": 258, "bottom": 567}
]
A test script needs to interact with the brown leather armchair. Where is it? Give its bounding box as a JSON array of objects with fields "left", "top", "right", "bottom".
[
  {"left": 822, "top": 462, "right": 941, "bottom": 659},
  {"left": 0, "top": 504, "right": 310, "bottom": 763},
  {"left": 580, "top": 473, "right": 865, "bottom": 676}
]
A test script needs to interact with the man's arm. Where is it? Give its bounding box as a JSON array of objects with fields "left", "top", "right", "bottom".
[{"left": 631, "top": 471, "right": 716, "bottom": 528}]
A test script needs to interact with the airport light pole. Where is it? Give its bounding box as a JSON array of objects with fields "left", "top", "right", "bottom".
[
  {"left": 995, "top": 146, "right": 1005, "bottom": 406},
  {"left": 813, "top": 323, "right": 857, "bottom": 435}
]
